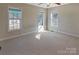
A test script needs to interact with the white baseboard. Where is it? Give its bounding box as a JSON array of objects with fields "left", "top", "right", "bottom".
[
  {"left": 0, "top": 30, "right": 79, "bottom": 42},
  {"left": 0, "top": 31, "right": 37, "bottom": 42},
  {"left": 58, "top": 30, "right": 79, "bottom": 38}
]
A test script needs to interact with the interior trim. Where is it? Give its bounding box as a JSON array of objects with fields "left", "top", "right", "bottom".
[
  {"left": 58, "top": 30, "right": 79, "bottom": 38},
  {"left": 0, "top": 31, "right": 37, "bottom": 42}
]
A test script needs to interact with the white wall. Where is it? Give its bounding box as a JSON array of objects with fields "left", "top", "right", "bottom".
[
  {"left": 0, "top": 3, "right": 46, "bottom": 41},
  {"left": 48, "top": 3, "right": 79, "bottom": 37}
]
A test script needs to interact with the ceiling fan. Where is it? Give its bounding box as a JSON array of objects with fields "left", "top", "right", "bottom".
[
  {"left": 38, "top": 3, "right": 62, "bottom": 7},
  {"left": 55, "top": 3, "right": 61, "bottom": 5},
  {"left": 30, "top": 3, "right": 66, "bottom": 8}
]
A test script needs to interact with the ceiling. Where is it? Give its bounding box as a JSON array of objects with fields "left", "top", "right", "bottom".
[{"left": 29, "top": 3, "right": 67, "bottom": 8}]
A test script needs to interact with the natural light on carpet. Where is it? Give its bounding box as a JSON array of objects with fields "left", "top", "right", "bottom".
[{"left": 35, "top": 34, "right": 41, "bottom": 40}]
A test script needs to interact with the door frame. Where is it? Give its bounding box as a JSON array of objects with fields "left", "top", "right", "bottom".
[{"left": 36, "top": 11, "right": 45, "bottom": 32}]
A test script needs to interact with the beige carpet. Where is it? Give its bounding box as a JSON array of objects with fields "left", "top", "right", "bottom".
[{"left": 0, "top": 31, "right": 79, "bottom": 55}]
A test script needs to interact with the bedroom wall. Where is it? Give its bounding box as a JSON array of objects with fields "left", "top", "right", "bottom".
[
  {"left": 48, "top": 3, "right": 79, "bottom": 37},
  {"left": 0, "top": 3, "right": 46, "bottom": 41}
]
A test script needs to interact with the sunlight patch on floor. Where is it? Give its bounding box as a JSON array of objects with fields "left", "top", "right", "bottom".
[{"left": 35, "top": 34, "right": 41, "bottom": 40}]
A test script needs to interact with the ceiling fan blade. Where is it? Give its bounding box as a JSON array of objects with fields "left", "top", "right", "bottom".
[{"left": 55, "top": 3, "right": 61, "bottom": 5}]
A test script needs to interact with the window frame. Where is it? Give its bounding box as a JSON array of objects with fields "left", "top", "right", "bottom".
[{"left": 8, "top": 7, "right": 22, "bottom": 31}]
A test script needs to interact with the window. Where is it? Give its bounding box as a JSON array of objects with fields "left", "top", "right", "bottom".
[
  {"left": 52, "top": 13, "right": 58, "bottom": 26},
  {"left": 50, "top": 10, "right": 59, "bottom": 32},
  {"left": 8, "top": 8, "right": 22, "bottom": 31}
]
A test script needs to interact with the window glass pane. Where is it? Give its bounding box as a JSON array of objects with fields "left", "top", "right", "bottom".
[
  {"left": 18, "top": 24, "right": 20, "bottom": 29},
  {"left": 14, "top": 24, "right": 17, "bottom": 29},
  {"left": 9, "top": 12, "right": 14, "bottom": 18},
  {"left": 9, "top": 20, "right": 14, "bottom": 25},
  {"left": 9, "top": 25, "right": 14, "bottom": 30},
  {"left": 9, "top": 8, "right": 22, "bottom": 19},
  {"left": 17, "top": 20, "right": 20, "bottom": 24},
  {"left": 18, "top": 12, "right": 22, "bottom": 19},
  {"left": 14, "top": 20, "right": 17, "bottom": 24},
  {"left": 9, "top": 8, "right": 22, "bottom": 31}
]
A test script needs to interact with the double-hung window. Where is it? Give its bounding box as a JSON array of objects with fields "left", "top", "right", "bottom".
[{"left": 8, "top": 8, "right": 22, "bottom": 31}]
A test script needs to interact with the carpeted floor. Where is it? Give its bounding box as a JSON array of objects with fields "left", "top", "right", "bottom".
[{"left": 0, "top": 31, "right": 79, "bottom": 55}]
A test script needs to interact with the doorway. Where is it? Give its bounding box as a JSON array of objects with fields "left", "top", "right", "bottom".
[
  {"left": 37, "top": 12, "right": 44, "bottom": 32},
  {"left": 48, "top": 9, "right": 59, "bottom": 32}
]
